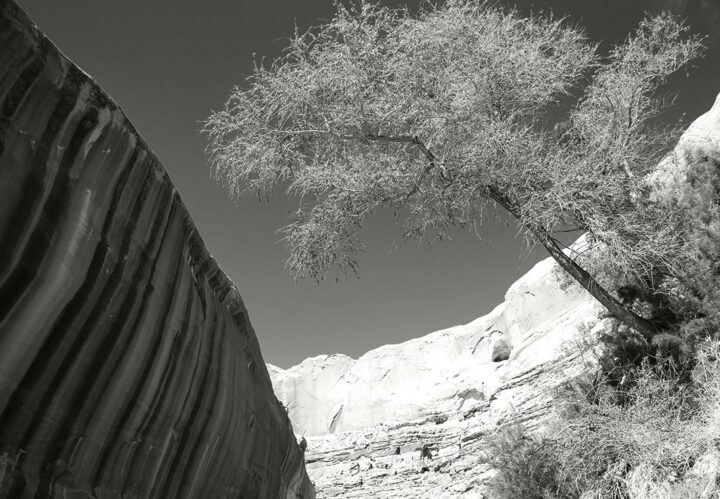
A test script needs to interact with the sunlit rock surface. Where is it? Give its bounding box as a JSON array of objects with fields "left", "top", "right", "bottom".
[
  {"left": 646, "top": 91, "right": 720, "bottom": 203},
  {"left": 270, "top": 250, "right": 608, "bottom": 498},
  {"left": 0, "top": 2, "right": 314, "bottom": 497}
]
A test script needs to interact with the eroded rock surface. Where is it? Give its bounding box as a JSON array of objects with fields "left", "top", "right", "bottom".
[
  {"left": 271, "top": 252, "right": 608, "bottom": 498},
  {"left": 0, "top": 2, "right": 313, "bottom": 497}
]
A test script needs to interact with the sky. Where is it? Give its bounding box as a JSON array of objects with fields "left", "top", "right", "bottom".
[{"left": 17, "top": 0, "right": 720, "bottom": 368}]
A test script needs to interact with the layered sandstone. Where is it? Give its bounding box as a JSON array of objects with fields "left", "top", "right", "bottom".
[
  {"left": 0, "top": 2, "right": 313, "bottom": 497},
  {"left": 270, "top": 248, "right": 609, "bottom": 498}
]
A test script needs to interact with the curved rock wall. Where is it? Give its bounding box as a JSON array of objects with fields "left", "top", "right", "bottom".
[
  {"left": 0, "top": 2, "right": 314, "bottom": 497},
  {"left": 270, "top": 249, "right": 599, "bottom": 438},
  {"left": 270, "top": 249, "right": 607, "bottom": 498}
]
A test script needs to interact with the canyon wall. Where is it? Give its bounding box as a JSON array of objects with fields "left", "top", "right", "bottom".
[
  {"left": 0, "top": 2, "right": 314, "bottom": 497},
  {"left": 270, "top": 243, "right": 600, "bottom": 438},
  {"left": 270, "top": 247, "right": 608, "bottom": 498}
]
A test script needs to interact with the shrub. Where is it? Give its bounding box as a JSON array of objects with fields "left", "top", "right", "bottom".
[
  {"left": 485, "top": 426, "right": 567, "bottom": 499},
  {"left": 552, "top": 363, "right": 700, "bottom": 497},
  {"left": 486, "top": 340, "right": 720, "bottom": 498}
]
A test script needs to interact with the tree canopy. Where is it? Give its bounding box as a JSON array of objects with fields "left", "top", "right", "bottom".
[{"left": 204, "top": 1, "right": 706, "bottom": 337}]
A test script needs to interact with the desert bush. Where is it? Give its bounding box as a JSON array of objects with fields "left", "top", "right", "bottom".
[
  {"left": 485, "top": 426, "right": 567, "bottom": 499},
  {"left": 487, "top": 340, "right": 720, "bottom": 498},
  {"left": 597, "top": 322, "right": 696, "bottom": 393},
  {"left": 620, "top": 342, "right": 720, "bottom": 498},
  {"left": 552, "top": 364, "right": 700, "bottom": 497}
]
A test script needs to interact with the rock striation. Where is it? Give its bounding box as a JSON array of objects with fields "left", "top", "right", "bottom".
[
  {"left": 270, "top": 247, "right": 609, "bottom": 498},
  {"left": 0, "top": 2, "right": 314, "bottom": 497}
]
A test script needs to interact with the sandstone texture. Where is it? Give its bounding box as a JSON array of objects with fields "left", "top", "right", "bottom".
[
  {"left": 270, "top": 249, "right": 609, "bottom": 498},
  {"left": 646, "top": 91, "right": 720, "bottom": 202},
  {"left": 0, "top": 2, "right": 313, "bottom": 497}
]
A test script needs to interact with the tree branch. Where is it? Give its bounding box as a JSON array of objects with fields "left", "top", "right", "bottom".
[
  {"left": 284, "top": 129, "right": 440, "bottom": 202},
  {"left": 621, "top": 159, "right": 634, "bottom": 178},
  {"left": 360, "top": 133, "right": 438, "bottom": 202}
]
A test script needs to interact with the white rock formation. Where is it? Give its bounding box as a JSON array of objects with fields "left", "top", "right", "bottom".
[
  {"left": 270, "top": 248, "right": 600, "bottom": 437},
  {"left": 270, "top": 245, "right": 610, "bottom": 497},
  {"left": 646, "top": 92, "right": 720, "bottom": 203}
]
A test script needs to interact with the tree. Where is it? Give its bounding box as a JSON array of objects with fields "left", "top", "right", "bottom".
[{"left": 204, "top": 1, "right": 705, "bottom": 337}]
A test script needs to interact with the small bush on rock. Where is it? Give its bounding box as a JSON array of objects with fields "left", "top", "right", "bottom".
[
  {"left": 487, "top": 341, "right": 720, "bottom": 498},
  {"left": 485, "top": 426, "right": 567, "bottom": 499}
]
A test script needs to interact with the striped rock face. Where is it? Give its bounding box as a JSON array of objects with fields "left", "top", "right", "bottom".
[{"left": 0, "top": 2, "right": 314, "bottom": 498}]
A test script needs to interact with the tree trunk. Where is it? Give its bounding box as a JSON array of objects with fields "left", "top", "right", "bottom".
[
  {"left": 533, "top": 229, "right": 657, "bottom": 337},
  {"left": 485, "top": 187, "right": 657, "bottom": 338}
]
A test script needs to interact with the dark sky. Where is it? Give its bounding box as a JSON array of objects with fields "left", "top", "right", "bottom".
[{"left": 17, "top": 0, "right": 720, "bottom": 368}]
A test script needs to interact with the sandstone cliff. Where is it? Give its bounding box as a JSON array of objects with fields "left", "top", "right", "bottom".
[
  {"left": 0, "top": 2, "right": 313, "bottom": 497},
  {"left": 270, "top": 244, "right": 608, "bottom": 498}
]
